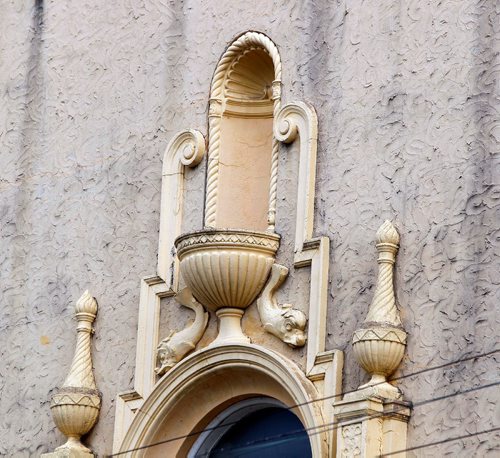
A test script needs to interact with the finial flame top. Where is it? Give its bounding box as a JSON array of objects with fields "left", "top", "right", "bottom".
[
  {"left": 75, "top": 290, "right": 98, "bottom": 316},
  {"left": 376, "top": 220, "right": 400, "bottom": 245}
]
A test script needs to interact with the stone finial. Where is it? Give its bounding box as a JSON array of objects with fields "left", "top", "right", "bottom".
[
  {"left": 43, "top": 292, "right": 101, "bottom": 458},
  {"left": 375, "top": 220, "right": 400, "bottom": 245},
  {"left": 352, "top": 221, "right": 407, "bottom": 400},
  {"left": 364, "top": 221, "right": 402, "bottom": 327},
  {"left": 75, "top": 290, "right": 98, "bottom": 316}
]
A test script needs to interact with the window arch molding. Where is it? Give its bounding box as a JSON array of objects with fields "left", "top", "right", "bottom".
[{"left": 118, "top": 344, "right": 327, "bottom": 457}]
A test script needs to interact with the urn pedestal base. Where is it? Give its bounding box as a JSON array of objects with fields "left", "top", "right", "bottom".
[{"left": 211, "top": 308, "right": 251, "bottom": 346}]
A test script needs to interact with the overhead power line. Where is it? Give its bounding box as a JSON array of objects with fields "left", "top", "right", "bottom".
[
  {"left": 196, "top": 380, "right": 500, "bottom": 457},
  {"left": 106, "top": 348, "right": 499, "bottom": 457}
]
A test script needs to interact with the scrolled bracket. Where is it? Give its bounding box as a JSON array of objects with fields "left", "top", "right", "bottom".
[
  {"left": 257, "top": 263, "right": 307, "bottom": 348},
  {"left": 157, "top": 129, "right": 206, "bottom": 290},
  {"left": 155, "top": 288, "right": 209, "bottom": 376}
]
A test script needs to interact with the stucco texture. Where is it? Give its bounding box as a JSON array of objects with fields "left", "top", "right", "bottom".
[{"left": 0, "top": 0, "right": 498, "bottom": 456}]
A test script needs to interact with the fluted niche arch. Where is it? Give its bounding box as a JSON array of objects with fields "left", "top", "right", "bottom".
[{"left": 205, "top": 31, "right": 282, "bottom": 231}]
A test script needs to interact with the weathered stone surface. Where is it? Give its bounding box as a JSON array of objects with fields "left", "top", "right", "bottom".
[{"left": 1, "top": 0, "right": 498, "bottom": 456}]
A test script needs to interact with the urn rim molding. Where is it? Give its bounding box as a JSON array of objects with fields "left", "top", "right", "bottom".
[{"left": 175, "top": 228, "right": 280, "bottom": 254}]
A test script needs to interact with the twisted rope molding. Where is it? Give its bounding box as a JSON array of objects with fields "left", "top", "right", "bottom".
[{"left": 204, "top": 31, "right": 282, "bottom": 228}]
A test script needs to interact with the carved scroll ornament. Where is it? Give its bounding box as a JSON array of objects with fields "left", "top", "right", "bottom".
[
  {"left": 157, "top": 129, "right": 206, "bottom": 290},
  {"left": 155, "top": 288, "right": 208, "bottom": 376},
  {"left": 257, "top": 263, "right": 307, "bottom": 347}
]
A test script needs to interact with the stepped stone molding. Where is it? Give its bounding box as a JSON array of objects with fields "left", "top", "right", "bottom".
[
  {"left": 257, "top": 263, "right": 307, "bottom": 347},
  {"left": 157, "top": 129, "right": 206, "bottom": 289},
  {"left": 204, "top": 31, "right": 282, "bottom": 229},
  {"left": 155, "top": 288, "right": 209, "bottom": 376},
  {"left": 43, "top": 292, "right": 101, "bottom": 458},
  {"left": 274, "top": 101, "right": 329, "bottom": 374},
  {"left": 113, "top": 276, "right": 171, "bottom": 452}
]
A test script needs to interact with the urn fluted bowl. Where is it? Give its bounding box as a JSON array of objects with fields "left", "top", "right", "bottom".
[
  {"left": 352, "top": 327, "right": 407, "bottom": 379},
  {"left": 50, "top": 387, "right": 101, "bottom": 447},
  {"left": 175, "top": 229, "right": 280, "bottom": 312}
]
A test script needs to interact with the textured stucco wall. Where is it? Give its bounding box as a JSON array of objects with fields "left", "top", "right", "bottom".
[{"left": 1, "top": 0, "right": 498, "bottom": 456}]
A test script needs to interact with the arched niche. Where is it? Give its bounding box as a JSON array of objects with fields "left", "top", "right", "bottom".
[
  {"left": 205, "top": 32, "right": 282, "bottom": 232},
  {"left": 118, "top": 344, "right": 327, "bottom": 457}
]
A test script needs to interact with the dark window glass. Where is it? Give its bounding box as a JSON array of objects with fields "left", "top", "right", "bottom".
[{"left": 208, "top": 407, "right": 312, "bottom": 458}]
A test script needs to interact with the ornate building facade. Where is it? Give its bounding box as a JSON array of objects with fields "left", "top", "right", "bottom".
[{"left": 1, "top": 1, "right": 499, "bottom": 457}]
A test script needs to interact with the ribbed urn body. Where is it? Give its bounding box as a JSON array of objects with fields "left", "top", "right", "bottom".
[
  {"left": 50, "top": 387, "right": 101, "bottom": 449},
  {"left": 352, "top": 327, "right": 406, "bottom": 379},
  {"left": 175, "top": 229, "right": 280, "bottom": 312}
]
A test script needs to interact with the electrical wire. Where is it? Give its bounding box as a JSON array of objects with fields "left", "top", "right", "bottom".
[
  {"left": 194, "top": 380, "right": 500, "bottom": 457},
  {"left": 378, "top": 427, "right": 500, "bottom": 457},
  {"left": 106, "top": 348, "right": 499, "bottom": 457}
]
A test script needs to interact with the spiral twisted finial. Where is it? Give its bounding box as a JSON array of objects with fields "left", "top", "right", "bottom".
[
  {"left": 63, "top": 291, "right": 98, "bottom": 389},
  {"left": 365, "top": 221, "right": 402, "bottom": 327},
  {"left": 376, "top": 220, "right": 400, "bottom": 245},
  {"left": 75, "top": 290, "right": 97, "bottom": 316},
  {"left": 47, "top": 291, "right": 101, "bottom": 455}
]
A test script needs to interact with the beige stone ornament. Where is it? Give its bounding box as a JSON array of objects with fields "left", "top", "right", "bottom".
[
  {"left": 175, "top": 229, "right": 280, "bottom": 345},
  {"left": 113, "top": 32, "right": 345, "bottom": 455},
  {"left": 43, "top": 291, "right": 101, "bottom": 458},
  {"left": 155, "top": 288, "right": 208, "bottom": 376},
  {"left": 334, "top": 221, "right": 411, "bottom": 458},
  {"left": 352, "top": 220, "right": 407, "bottom": 400},
  {"left": 257, "top": 263, "right": 306, "bottom": 347}
]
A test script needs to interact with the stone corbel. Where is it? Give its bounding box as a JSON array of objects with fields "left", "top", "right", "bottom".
[
  {"left": 155, "top": 288, "right": 209, "bottom": 376},
  {"left": 257, "top": 263, "right": 307, "bottom": 347}
]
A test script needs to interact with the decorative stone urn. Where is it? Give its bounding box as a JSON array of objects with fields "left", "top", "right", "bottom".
[
  {"left": 352, "top": 221, "right": 407, "bottom": 400},
  {"left": 175, "top": 229, "right": 280, "bottom": 345},
  {"left": 44, "top": 291, "right": 101, "bottom": 457}
]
